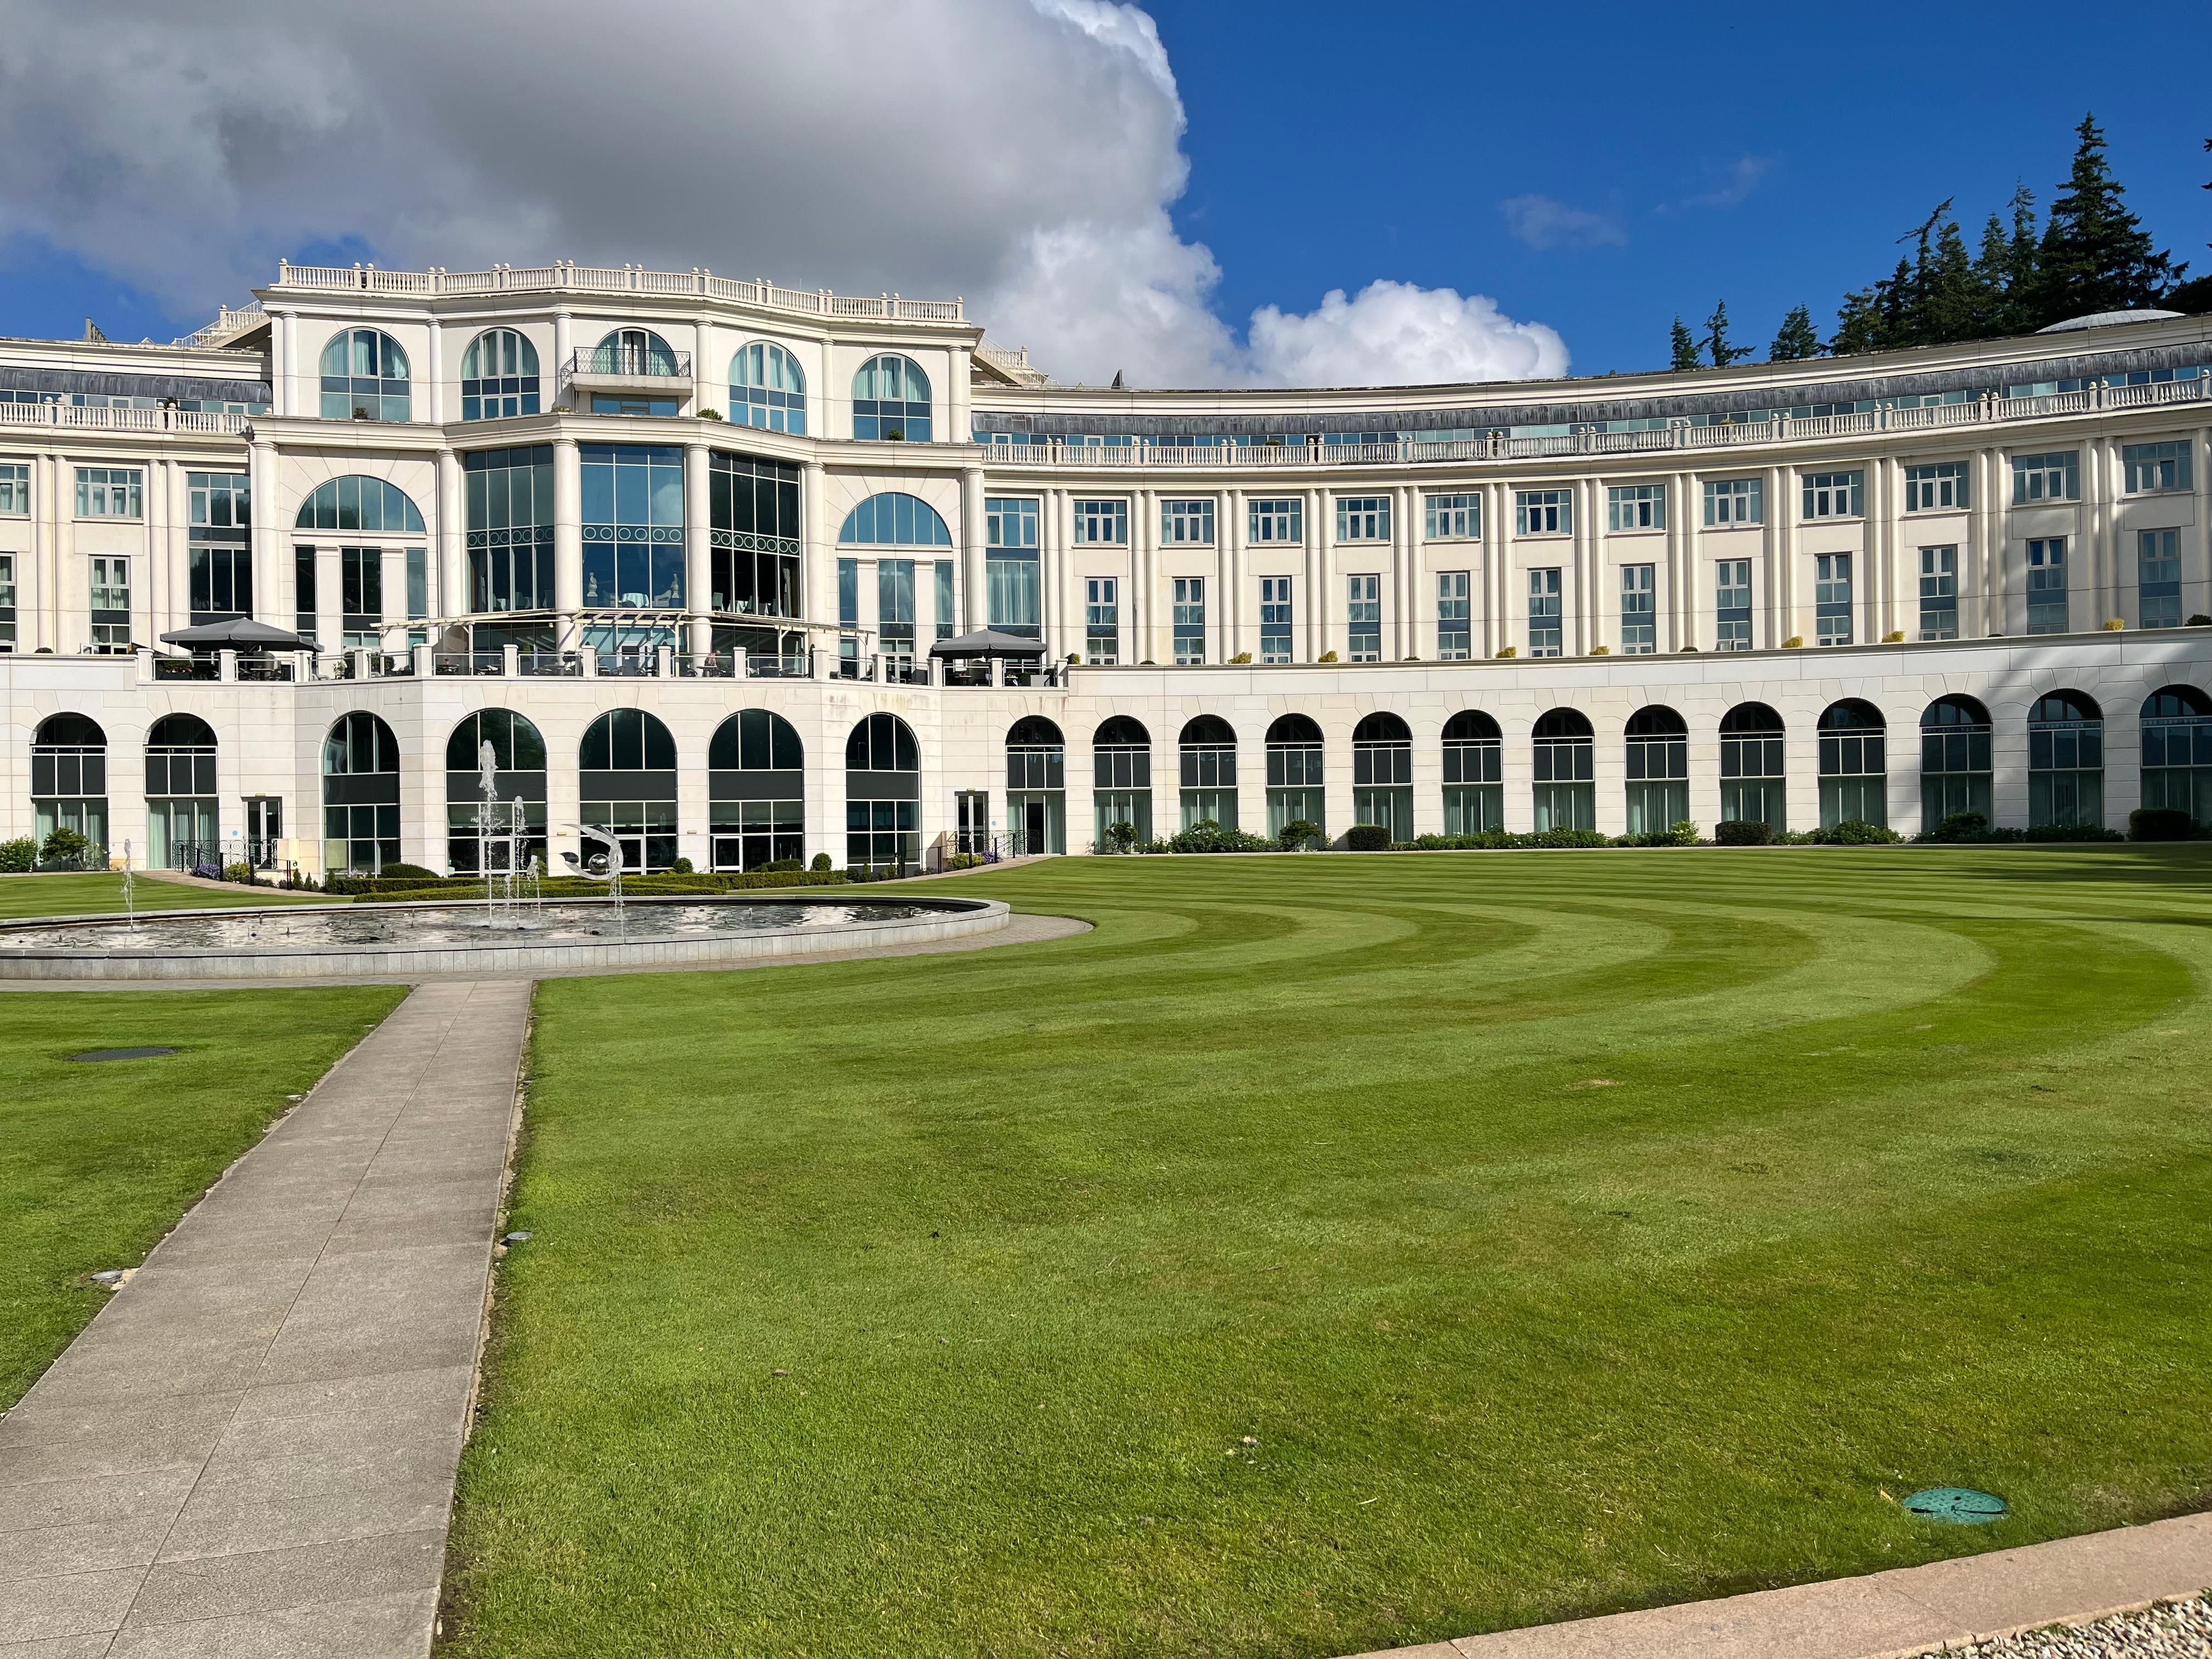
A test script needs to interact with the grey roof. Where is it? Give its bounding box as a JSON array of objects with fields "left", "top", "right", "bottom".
[
  {"left": 2038, "top": 309, "right": 2184, "bottom": 334},
  {"left": 0, "top": 364, "right": 271, "bottom": 403}
]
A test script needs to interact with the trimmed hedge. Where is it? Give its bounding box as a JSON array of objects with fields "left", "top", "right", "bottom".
[
  {"left": 1918, "top": 811, "right": 2126, "bottom": 844},
  {"left": 1714, "top": 820, "right": 1776, "bottom": 845},
  {"left": 1344, "top": 824, "right": 1392, "bottom": 852},
  {"left": 2128, "top": 807, "right": 2197, "bottom": 842}
]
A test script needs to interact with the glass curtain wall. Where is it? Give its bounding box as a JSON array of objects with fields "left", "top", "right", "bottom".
[
  {"left": 1351, "top": 713, "right": 1413, "bottom": 840},
  {"left": 1720, "top": 703, "right": 1787, "bottom": 830},
  {"left": 581, "top": 444, "right": 685, "bottom": 653},
  {"left": 1531, "top": 709, "right": 1594, "bottom": 831},
  {"left": 1006, "top": 715, "right": 1066, "bottom": 854},
  {"left": 32, "top": 714, "right": 108, "bottom": 857},
  {"left": 580, "top": 708, "right": 679, "bottom": 871},
  {"left": 1921, "top": 696, "right": 1993, "bottom": 825},
  {"left": 445, "top": 709, "right": 548, "bottom": 874},
  {"left": 845, "top": 712, "right": 921, "bottom": 872},
  {"left": 1265, "top": 714, "right": 1324, "bottom": 837},
  {"left": 1092, "top": 715, "right": 1153, "bottom": 846},
  {"left": 709, "top": 453, "right": 803, "bottom": 657},
  {"left": 1442, "top": 710, "right": 1503, "bottom": 832},
  {"left": 1623, "top": 706, "right": 1688, "bottom": 834},
  {"left": 144, "top": 714, "right": 218, "bottom": 870},
  {"left": 709, "top": 709, "right": 804, "bottom": 870},
  {"left": 1177, "top": 715, "right": 1237, "bottom": 830},
  {"left": 2141, "top": 686, "right": 2212, "bottom": 820},
  {"left": 2028, "top": 691, "right": 2103, "bottom": 828},
  {"left": 322, "top": 711, "right": 400, "bottom": 874},
  {"left": 1817, "top": 700, "right": 1887, "bottom": 827}
]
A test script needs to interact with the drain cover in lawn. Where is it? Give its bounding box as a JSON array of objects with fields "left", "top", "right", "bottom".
[
  {"left": 68, "top": 1047, "right": 179, "bottom": 1063},
  {"left": 1902, "top": 1487, "right": 2008, "bottom": 1523}
]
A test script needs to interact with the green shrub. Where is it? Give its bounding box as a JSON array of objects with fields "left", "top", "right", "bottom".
[
  {"left": 1345, "top": 823, "right": 1390, "bottom": 852},
  {"left": 0, "top": 837, "right": 34, "bottom": 873},
  {"left": 379, "top": 861, "right": 439, "bottom": 882},
  {"left": 1923, "top": 811, "right": 1991, "bottom": 842},
  {"left": 669, "top": 856, "right": 695, "bottom": 874},
  {"left": 1278, "top": 819, "right": 1323, "bottom": 852},
  {"left": 1666, "top": 820, "right": 1701, "bottom": 847},
  {"left": 223, "top": 862, "right": 255, "bottom": 883},
  {"left": 1818, "top": 819, "right": 1904, "bottom": 845},
  {"left": 38, "top": 826, "right": 93, "bottom": 868},
  {"left": 1714, "top": 820, "right": 1775, "bottom": 846},
  {"left": 760, "top": 859, "right": 804, "bottom": 872},
  {"left": 810, "top": 853, "right": 833, "bottom": 872},
  {"left": 1163, "top": 820, "right": 1274, "bottom": 854},
  {"left": 1103, "top": 820, "right": 1139, "bottom": 854},
  {"left": 2021, "top": 822, "right": 2125, "bottom": 842},
  {"left": 2129, "top": 807, "right": 2196, "bottom": 842}
]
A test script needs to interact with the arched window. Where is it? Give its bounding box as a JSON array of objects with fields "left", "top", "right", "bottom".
[
  {"left": 1719, "top": 703, "right": 1786, "bottom": 831},
  {"left": 145, "top": 714, "right": 217, "bottom": 871},
  {"left": 730, "top": 341, "right": 806, "bottom": 435},
  {"left": 32, "top": 713, "right": 107, "bottom": 862},
  {"left": 853, "top": 354, "right": 932, "bottom": 442},
  {"left": 2029, "top": 691, "right": 2103, "bottom": 829},
  {"left": 1008, "top": 716, "right": 1067, "bottom": 855},
  {"left": 1532, "top": 709, "right": 1594, "bottom": 832},
  {"left": 1818, "top": 700, "right": 1887, "bottom": 828},
  {"left": 322, "top": 711, "right": 400, "bottom": 874},
  {"left": 2141, "top": 685, "right": 2212, "bottom": 822},
  {"left": 1179, "top": 715, "right": 1238, "bottom": 832},
  {"left": 847, "top": 713, "right": 921, "bottom": 873},
  {"left": 580, "top": 709, "right": 679, "bottom": 873},
  {"left": 1092, "top": 716, "right": 1152, "bottom": 848},
  {"left": 318, "top": 329, "right": 410, "bottom": 421},
  {"left": 1352, "top": 712, "right": 1413, "bottom": 842},
  {"left": 1624, "top": 706, "right": 1688, "bottom": 837},
  {"left": 446, "top": 709, "right": 548, "bottom": 875},
  {"left": 709, "top": 710, "right": 804, "bottom": 871},
  {"left": 837, "top": 492, "right": 952, "bottom": 546},
  {"left": 1266, "top": 714, "right": 1324, "bottom": 839},
  {"left": 590, "top": 328, "right": 680, "bottom": 376},
  {"left": 1442, "top": 710, "right": 1502, "bottom": 834},
  {"left": 1921, "top": 696, "right": 1993, "bottom": 828},
  {"left": 460, "top": 329, "right": 540, "bottom": 420},
  {"left": 295, "top": 476, "right": 427, "bottom": 534}
]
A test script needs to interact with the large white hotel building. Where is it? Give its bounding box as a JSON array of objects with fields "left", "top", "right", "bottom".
[{"left": 2, "top": 261, "right": 2208, "bottom": 876}]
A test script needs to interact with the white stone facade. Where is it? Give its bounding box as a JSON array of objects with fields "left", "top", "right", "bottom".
[{"left": 1, "top": 263, "right": 2208, "bottom": 871}]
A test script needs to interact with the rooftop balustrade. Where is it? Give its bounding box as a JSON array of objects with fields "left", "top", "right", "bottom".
[{"left": 267, "top": 260, "right": 964, "bottom": 323}]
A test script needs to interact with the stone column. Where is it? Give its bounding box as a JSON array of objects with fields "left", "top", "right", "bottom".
[
  {"left": 553, "top": 436, "right": 582, "bottom": 650},
  {"left": 803, "top": 459, "right": 830, "bottom": 652},
  {"left": 1130, "top": 487, "right": 1151, "bottom": 662},
  {"left": 1482, "top": 481, "right": 1506, "bottom": 657},
  {"left": 436, "top": 447, "right": 465, "bottom": 628},
  {"left": 426, "top": 319, "right": 445, "bottom": 427},
  {"left": 685, "top": 441, "right": 713, "bottom": 656},
  {"left": 1303, "top": 486, "right": 1322, "bottom": 661},
  {"left": 1768, "top": 463, "right": 1792, "bottom": 647},
  {"left": 249, "top": 436, "right": 278, "bottom": 624},
  {"left": 961, "top": 464, "right": 987, "bottom": 633},
  {"left": 1224, "top": 486, "right": 1245, "bottom": 659},
  {"left": 1316, "top": 486, "right": 1334, "bottom": 659}
]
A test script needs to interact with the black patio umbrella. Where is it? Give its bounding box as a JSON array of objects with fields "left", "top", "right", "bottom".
[
  {"left": 158, "top": 618, "right": 315, "bottom": 651},
  {"left": 927, "top": 628, "right": 1048, "bottom": 659}
]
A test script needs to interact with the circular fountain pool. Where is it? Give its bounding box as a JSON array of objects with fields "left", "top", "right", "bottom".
[{"left": 0, "top": 894, "right": 1010, "bottom": 980}]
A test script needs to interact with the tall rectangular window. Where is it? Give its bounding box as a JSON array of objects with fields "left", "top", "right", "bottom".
[
  {"left": 1715, "top": 559, "right": 1752, "bottom": 650},
  {"left": 1346, "top": 573, "right": 1381, "bottom": 660},
  {"left": 1620, "top": 563, "right": 1655, "bottom": 653},
  {"left": 1704, "top": 478, "right": 1762, "bottom": 526},
  {"left": 1074, "top": 499, "right": 1128, "bottom": 544},
  {"left": 1528, "top": 567, "right": 1562, "bottom": 657},
  {"left": 1085, "top": 576, "right": 1119, "bottom": 663},
  {"left": 1172, "top": 577, "right": 1205, "bottom": 663},
  {"left": 1802, "top": 471, "right": 1863, "bottom": 519},
  {"left": 2139, "top": 528, "right": 2181, "bottom": 629},
  {"left": 837, "top": 556, "right": 859, "bottom": 675},
  {"left": 1336, "top": 496, "right": 1389, "bottom": 541},
  {"left": 1424, "top": 493, "right": 1479, "bottom": 540},
  {"left": 1248, "top": 498, "right": 1301, "bottom": 543},
  {"left": 295, "top": 545, "right": 318, "bottom": 646},
  {"left": 0, "top": 462, "right": 28, "bottom": 515},
  {"left": 465, "top": 445, "right": 557, "bottom": 614},
  {"left": 2027, "top": 538, "right": 2068, "bottom": 633},
  {"left": 0, "top": 552, "right": 16, "bottom": 651},
  {"left": 986, "top": 496, "right": 1041, "bottom": 637},
  {"left": 1918, "top": 546, "right": 1957, "bottom": 640},
  {"left": 88, "top": 556, "right": 130, "bottom": 651},
  {"left": 1815, "top": 553, "right": 1853, "bottom": 645},
  {"left": 2124, "top": 441, "right": 2194, "bottom": 494},
  {"left": 1904, "top": 461, "right": 1970, "bottom": 512},
  {"left": 188, "top": 471, "right": 252, "bottom": 625},
  {"left": 1161, "top": 498, "right": 1215, "bottom": 544},
  {"left": 1607, "top": 484, "right": 1666, "bottom": 531},
  {"left": 709, "top": 452, "right": 802, "bottom": 620},
  {"left": 878, "top": 558, "right": 916, "bottom": 663},
  {"left": 406, "top": 546, "right": 428, "bottom": 622},
  {"left": 1516, "top": 489, "right": 1570, "bottom": 535},
  {"left": 580, "top": 443, "right": 685, "bottom": 612},
  {"left": 936, "top": 560, "right": 956, "bottom": 642},
  {"left": 1437, "top": 571, "right": 1470, "bottom": 659},
  {"left": 985, "top": 496, "right": 1039, "bottom": 549},
  {"left": 75, "top": 466, "right": 142, "bottom": 519},
  {"left": 341, "top": 546, "right": 383, "bottom": 646},
  {"left": 2012, "top": 452, "right": 2080, "bottom": 503},
  {"left": 1259, "top": 575, "right": 1293, "bottom": 663}
]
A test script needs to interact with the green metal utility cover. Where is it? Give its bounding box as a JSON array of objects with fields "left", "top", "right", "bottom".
[
  {"left": 68, "top": 1047, "right": 178, "bottom": 1062},
  {"left": 1902, "top": 1487, "right": 2008, "bottom": 1523}
]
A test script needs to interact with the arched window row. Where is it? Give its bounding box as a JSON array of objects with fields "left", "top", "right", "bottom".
[
  {"left": 838, "top": 491, "right": 951, "bottom": 547},
  {"left": 853, "top": 354, "right": 930, "bottom": 442},
  {"left": 296, "top": 476, "right": 426, "bottom": 534},
  {"left": 730, "top": 341, "right": 806, "bottom": 434},
  {"left": 319, "top": 329, "right": 410, "bottom": 422},
  {"left": 461, "top": 329, "right": 540, "bottom": 421}
]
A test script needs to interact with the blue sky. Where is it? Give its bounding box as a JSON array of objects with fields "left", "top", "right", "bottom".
[
  {"left": 1149, "top": 1, "right": 2212, "bottom": 373},
  {"left": 3, "top": 2, "right": 2207, "bottom": 380}
]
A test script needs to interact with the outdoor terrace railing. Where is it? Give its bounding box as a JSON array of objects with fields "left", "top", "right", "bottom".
[
  {"left": 0, "top": 403, "right": 250, "bottom": 436},
  {"left": 978, "top": 374, "right": 2212, "bottom": 470},
  {"left": 567, "top": 346, "right": 694, "bottom": 379},
  {"left": 269, "top": 259, "right": 965, "bottom": 323}
]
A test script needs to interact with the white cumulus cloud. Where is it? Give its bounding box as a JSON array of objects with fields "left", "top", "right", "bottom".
[{"left": 0, "top": 0, "right": 1565, "bottom": 388}]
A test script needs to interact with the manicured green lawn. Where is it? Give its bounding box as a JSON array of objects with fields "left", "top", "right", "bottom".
[
  {"left": 0, "top": 872, "right": 337, "bottom": 919},
  {"left": 445, "top": 849, "right": 2212, "bottom": 1659},
  {"left": 0, "top": 986, "right": 406, "bottom": 1408}
]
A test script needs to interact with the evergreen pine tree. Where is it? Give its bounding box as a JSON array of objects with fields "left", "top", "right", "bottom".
[
  {"left": 1874, "top": 255, "right": 1916, "bottom": 347},
  {"left": 1769, "top": 304, "right": 1821, "bottom": 360},
  {"left": 1829, "top": 286, "right": 1883, "bottom": 356},
  {"left": 1920, "top": 217, "right": 1986, "bottom": 344},
  {"left": 1669, "top": 316, "right": 1701, "bottom": 371},
  {"left": 1702, "top": 300, "right": 1752, "bottom": 366},
  {"left": 1972, "top": 210, "right": 2018, "bottom": 336},
  {"left": 2023, "top": 114, "right": 2181, "bottom": 326},
  {"left": 2163, "top": 137, "right": 2211, "bottom": 314}
]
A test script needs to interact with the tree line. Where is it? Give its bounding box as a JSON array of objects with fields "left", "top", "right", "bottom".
[{"left": 1667, "top": 116, "right": 2209, "bottom": 370}]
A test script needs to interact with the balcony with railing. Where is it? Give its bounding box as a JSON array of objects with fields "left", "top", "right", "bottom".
[
  {"left": 0, "top": 403, "right": 250, "bottom": 436},
  {"left": 268, "top": 259, "right": 966, "bottom": 324},
  {"left": 978, "top": 373, "right": 2212, "bottom": 471}
]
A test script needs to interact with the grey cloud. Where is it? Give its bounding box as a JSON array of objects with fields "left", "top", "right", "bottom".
[{"left": 1499, "top": 194, "right": 1628, "bottom": 252}]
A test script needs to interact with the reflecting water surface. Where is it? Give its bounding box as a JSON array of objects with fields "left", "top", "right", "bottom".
[{"left": 0, "top": 900, "right": 931, "bottom": 955}]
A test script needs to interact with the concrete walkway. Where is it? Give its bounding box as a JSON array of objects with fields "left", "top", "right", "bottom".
[
  {"left": 1352, "top": 1511, "right": 2212, "bottom": 1659},
  {"left": 0, "top": 978, "right": 529, "bottom": 1658}
]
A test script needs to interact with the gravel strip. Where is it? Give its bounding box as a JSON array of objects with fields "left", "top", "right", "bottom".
[{"left": 1920, "top": 1593, "right": 2212, "bottom": 1657}]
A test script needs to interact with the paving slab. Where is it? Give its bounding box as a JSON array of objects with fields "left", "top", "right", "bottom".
[
  {"left": 1345, "top": 1511, "right": 2212, "bottom": 1659},
  {"left": 0, "top": 979, "right": 528, "bottom": 1659}
]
